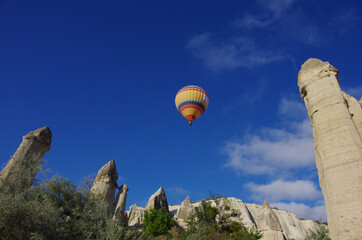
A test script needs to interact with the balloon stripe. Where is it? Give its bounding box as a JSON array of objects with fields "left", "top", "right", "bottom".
[
  {"left": 177, "top": 100, "right": 205, "bottom": 112},
  {"left": 175, "top": 85, "right": 208, "bottom": 125},
  {"left": 175, "top": 91, "right": 208, "bottom": 110},
  {"left": 176, "top": 88, "right": 209, "bottom": 98},
  {"left": 180, "top": 104, "right": 203, "bottom": 114}
]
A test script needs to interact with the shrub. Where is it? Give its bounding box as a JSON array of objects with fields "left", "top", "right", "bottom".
[
  {"left": 304, "top": 226, "right": 331, "bottom": 240},
  {"left": 143, "top": 208, "right": 176, "bottom": 237},
  {"left": 0, "top": 172, "right": 147, "bottom": 240},
  {"left": 181, "top": 194, "right": 262, "bottom": 240}
]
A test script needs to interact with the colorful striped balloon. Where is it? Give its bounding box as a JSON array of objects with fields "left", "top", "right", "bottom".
[{"left": 175, "top": 85, "right": 209, "bottom": 126}]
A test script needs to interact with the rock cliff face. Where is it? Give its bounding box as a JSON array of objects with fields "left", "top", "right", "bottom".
[
  {"left": 145, "top": 186, "right": 169, "bottom": 212},
  {"left": 127, "top": 194, "right": 321, "bottom": 240},
  {"left": 113, "top": 184, "right": 128, "bottom": 225},
  {"left": 298, "top": 58, "right": 362, "bottom": 239},
  {"left": 90, "top": 160, "right": 118, "bottom": 209},
  {"left": 0, "top": 126, "right": 52, "bottom": 193}
]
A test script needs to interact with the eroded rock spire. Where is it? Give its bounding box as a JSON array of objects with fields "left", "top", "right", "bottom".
[
  {"left": 0, "top": 126, "right": 52, "bottom": 193},
  {"left": 298, "top": 58, "right": 362, "bottom": 239}
]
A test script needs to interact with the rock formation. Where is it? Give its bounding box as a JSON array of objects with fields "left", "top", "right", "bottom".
[
  {"left": 298, "top": 58, "right": 362, "bottom": 239},
  {"left": 255, "top": 200, "right": 284, "bottom": 240},
  {"left": 90, "top": 160, "right": 118, "bottom": 211},
  {"left": 113, "top": 184, "right": 128, "bottom": 225},
  {"left": 174, "top": 196, "right": 193, "bottom": 228},
  {"left": 145, "top": 186, "right": 169, "bottom": 212},
  {"left": 127, "top": 203, "right": 145, "bottom": 226},
  {"left": 0, "top": 126, "right": 52, "bottom": 193},
  {"left": 165, "top": 197, "right": 321, "bottom": 240},
  {"left": 342, "top": 91, "right": 362, "bottom": 137}
]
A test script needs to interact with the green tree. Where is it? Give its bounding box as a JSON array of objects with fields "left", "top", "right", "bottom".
[
  {"left": 143, "top": 208, "right": 176, "bottom": 237},
  {"left": 181, "top": 194, "right": 262, "bottom": 240},
  {"left": 0, "top": 170, "right": 146, "bottom": 240},
  {"left": 304, "top": 226, "right": 331, "bottom": 240}
]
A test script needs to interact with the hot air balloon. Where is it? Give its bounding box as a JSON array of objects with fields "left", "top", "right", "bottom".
[{"left": 175, "top": 85, "right": 209, "bottom": 126}]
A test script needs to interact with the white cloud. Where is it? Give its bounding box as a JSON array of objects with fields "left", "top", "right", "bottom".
[
  {"left": 233, "top": 0, "right": 298, "bottom": 29},
  {"left": 186, "top": 33, "right": 286, "bottom": 71},
  {"left": 259, "top": 0, "right": 297, "bottom": 15},
  {"left": 223, "top": 119, "right": 314, "bottom": 175},
  {"left": 344, "top": 85, "right": 362, "bottom": 100},
  {"left": 246, "top": 179, "right": 322, "bottom": 201},
  {"left": 167, "top": 186, "right": 190, "bottom": 196},
  {"left": 329, "top": 11, "right": 362, "bottom": 35},
  {"left": 278, "top": 97, "right": 307, "bottom": 119},
  {"left": 271, "top": 202, "right": 327, "bottom": 222}
]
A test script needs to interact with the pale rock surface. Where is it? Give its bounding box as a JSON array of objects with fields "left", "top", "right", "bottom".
[
  {"left": 90, "top": 160, "right": 118, "bottom": 208},
  {"left": 127, "top": 204, "right": 145, "bottom": 226},
  {"left": 113, "top": 184, "right": 128, "bottom": 225},
  {"left": 256, "top": 200, "right": 283, "bottom": 231},
  {"left": 211, "top": 197, "right": 256, "bottom": 230},
  {"left": 145, "top": 186, "right": 169, "bottom": 212},
  {"left": 298, "top": 58, "right": 362, "bottom": 240},
  {"left": 128, "top": 196, "right": 323, "bottom": 239},
  {"left": 272, "top": 208, "right": 319, "bottom": 240},
  {"left": 342, "top": 91, "right": 362, "bottom": 137},
  {"left": 0, "top": 126, "right": 52, "bottom": 192},
  {"left": 174, "top": 196, "right": 193, "bottom": 228}
]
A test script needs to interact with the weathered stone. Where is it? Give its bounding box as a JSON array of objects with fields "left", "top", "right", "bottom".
[
  {"left": 0, "top": 126, "right": 52, "bottom": 193},
  {"left": 170, "top": 197, "right": 321, "bottom": 240},
  {"left": 174, "top": 196, "right": 192, "bottom": 220},
  {"left": 90, "top": 160, "right": 118, "bottom": 209},
  {"left": 113, "top": 184, "right": 128, "bottom": 225},
  {"left": 174, "top": 196, "right": 193, "bottom": 228},
  {"left": 342, "top": 91, "right": 362, "bottom": 137},
  {"left": 255, "top": 200, "right": 283, "bottom": 232},
  {"left": 298, "top": 58, "right": 362, "bottom": 240},
  {"left": 127, "top": 204, "right": 145, "bottom": 226},
  {"left": 145, "top": 186, "right": 169, "bottom": 212}
]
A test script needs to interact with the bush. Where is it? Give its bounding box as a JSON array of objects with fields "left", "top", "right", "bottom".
[
  {"left": 304, "top": 226, "right": 331, "bottom": 240},
  {"left": 181, "top": 194, "right": 262, "bottom": 240},
  {"left": 143, "top": 208, "right": 176, "bottom": 237},
  {"left": 0, "top": 173, "right": 146, "bottom": 240}
]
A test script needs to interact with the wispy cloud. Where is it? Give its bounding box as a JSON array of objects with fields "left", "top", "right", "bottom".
[
  {"left": 223, "top": 95, "right": 313, "bottom": 175},
  {"left": 232, "top": 0, "right": 298, "bottom": 29},
  {"left": 246, "top": 179, "right": 322, "bottom": 202},
  {"left": 271, "top": 202, "right": 326, "bottom": 222},
  {"left": 344, "top": 85, "right": 362, "bottom": 100},
  {"left": 278, "top": 96, "right": 308, "bottom": 120},
  {"left": 186, "top": 33, "right": 287, "bottom": 71},
  {"left": 329, "top": 11, "right": 362, "bottom": 35},
  {"left": 223, "top": 119, "right": 314, "bottom": 175},
  {"left": 167, "top": 186, "right": 190, "bottom": 196}
]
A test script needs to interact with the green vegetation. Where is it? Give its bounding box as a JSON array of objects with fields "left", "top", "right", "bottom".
[
  {"left": 304, "top": 226, "right": 331, "bottom": 240},
  {"left": 143, "top": 208, "right": 176, "bottom": 237},
  {"left": 0, "top": 170, "right": 146, "bottom": 240},
  {"left": 180, "top": 193, "right": 263, "bottom": 240},
  {"left": 0, "top": 164, "right": 263, "bottom": 240}
]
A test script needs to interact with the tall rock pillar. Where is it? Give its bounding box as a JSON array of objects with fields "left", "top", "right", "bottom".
[
  {"left": 90, "top": 160, "right": 118, "bottom": 211},
  {"left": 0, "top": 126, "right": 52, "bottom": 193},
  {"left": 113, "top": 184, "right": 128, "bottom": 225},
  {"left": 298, "top": 58, "right": 362, "bottom": 239}
]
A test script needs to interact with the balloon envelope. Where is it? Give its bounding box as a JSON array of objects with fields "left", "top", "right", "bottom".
[{"left": 175, "top": 85, "right": 209, "bottom": 125}]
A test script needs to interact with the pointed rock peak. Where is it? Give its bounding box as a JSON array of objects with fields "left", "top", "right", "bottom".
[
  {"left": 94, "top": 160, "right": 118, "bottom": 184},
  {"left": 121, "top": 184, "right": 129, "bottom": 192},
  {"left": 182, "top": 196, "right": 191, "bottom": 206},
  {"left": 262, "top": 200, "right": 270, "bottom": 210},
  {"left": 145, "top": 186, "right": 169, "bottom": 211},
  {"left": 24, "top": 126, "right": 52, "bottom": 151},
  {"left": 155, "top": 186, "right": 164, "bottom": 194}
]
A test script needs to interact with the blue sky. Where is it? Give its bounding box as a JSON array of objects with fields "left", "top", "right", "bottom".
[{"left": 1, "top": 0, "right": 361, "bottom": 221}]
